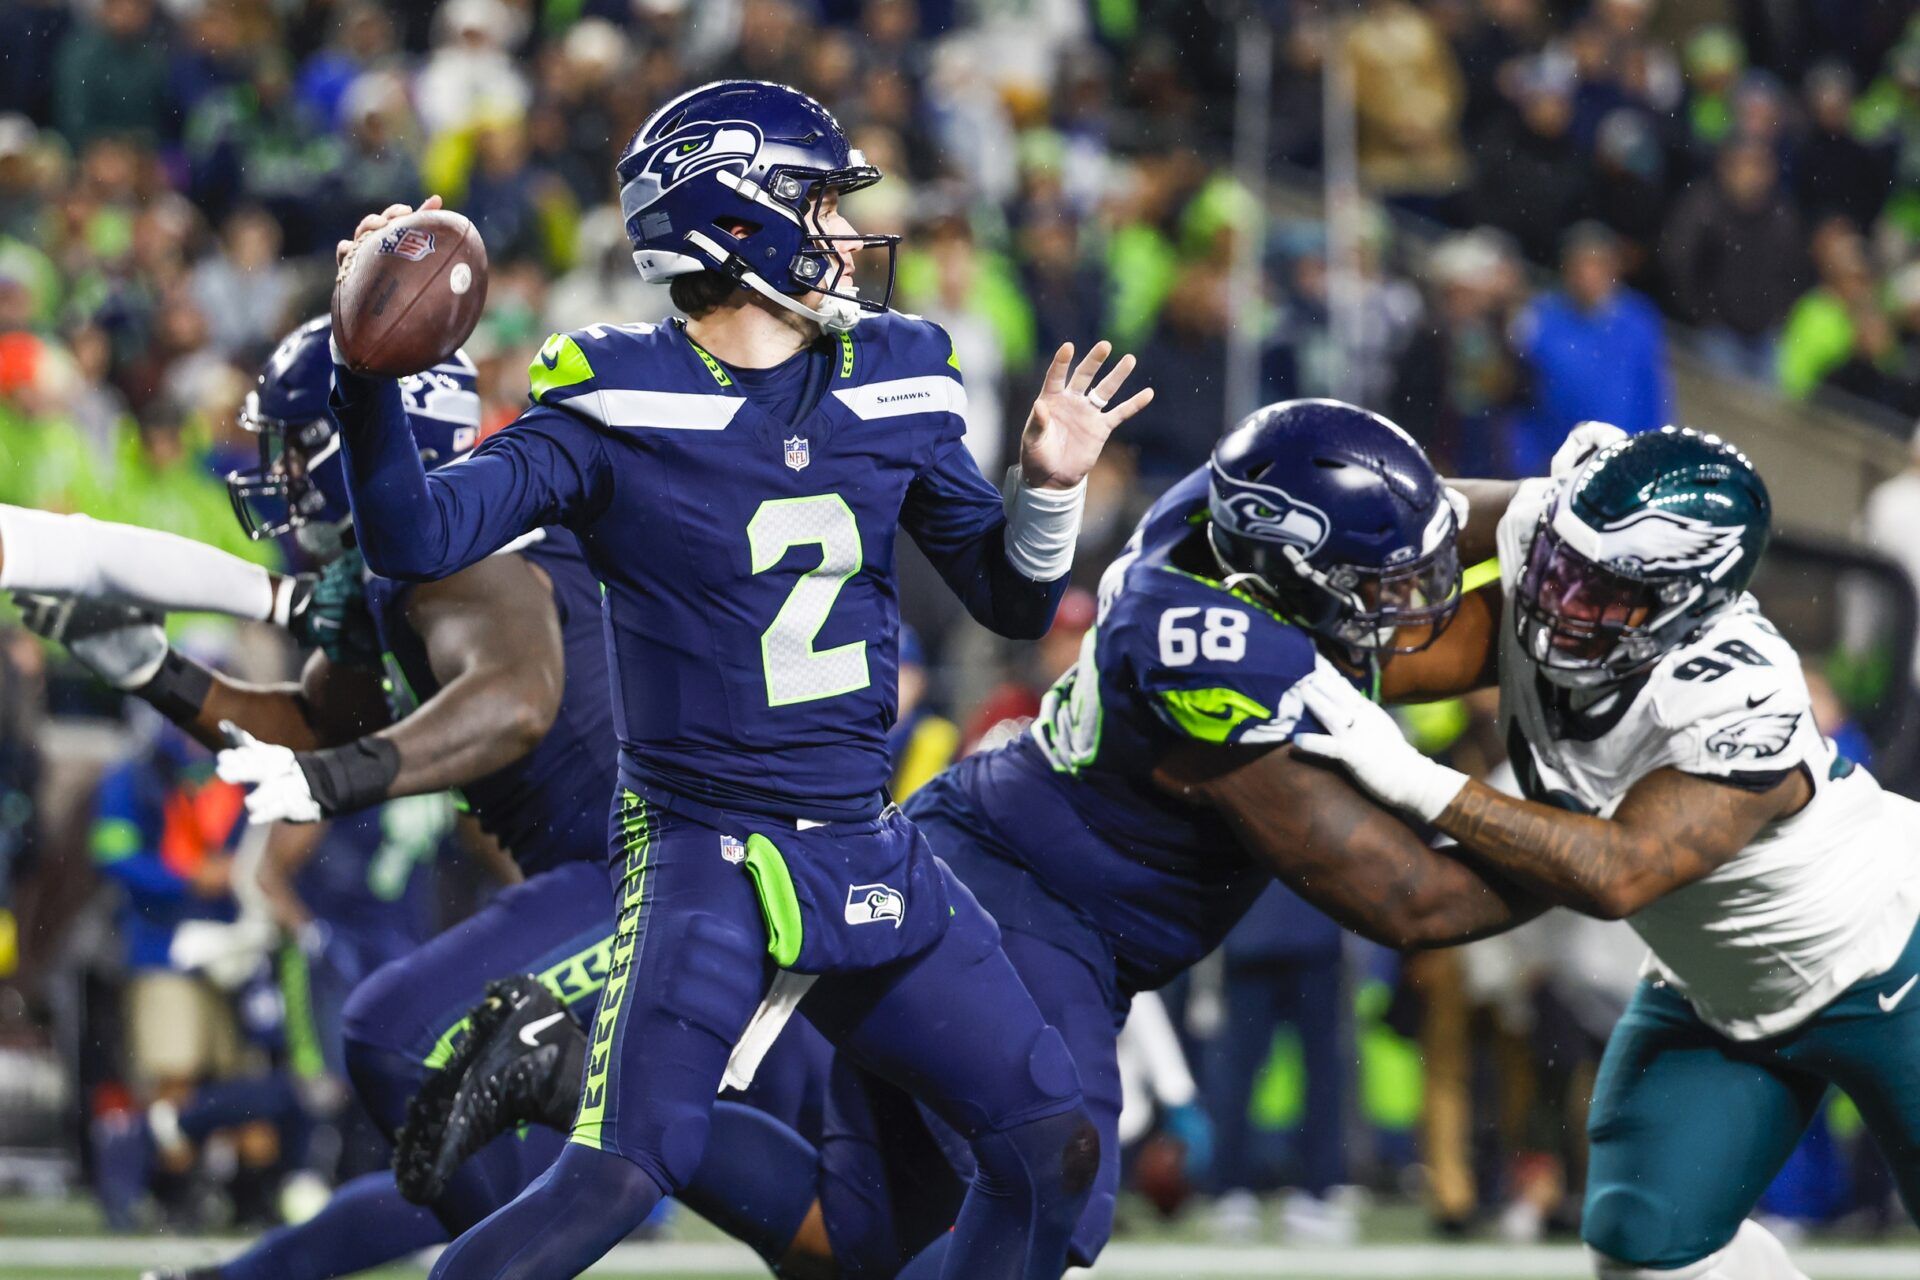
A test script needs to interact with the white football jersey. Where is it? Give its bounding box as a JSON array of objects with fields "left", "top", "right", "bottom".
[{"left": 1496, "top": 479, "right": 1920, "bottom": 1040}]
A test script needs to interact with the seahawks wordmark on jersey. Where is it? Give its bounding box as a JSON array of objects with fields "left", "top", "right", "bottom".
[{"left": 1497, "top": 478, "right": 1920, "bottom": 1039}]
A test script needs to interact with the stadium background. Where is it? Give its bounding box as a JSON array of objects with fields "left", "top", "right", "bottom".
[{"left": 5, "top": 0, "right": 1920, "bottom": 1274}]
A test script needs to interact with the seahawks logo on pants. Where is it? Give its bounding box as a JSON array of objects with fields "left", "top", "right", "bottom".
[{"left": 844, "top": 883, "right": 905, "bottom": 927}]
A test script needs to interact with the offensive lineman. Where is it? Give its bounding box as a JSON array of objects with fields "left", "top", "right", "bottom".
[
  {"left": 1296, "top": 425, "right": 1920, "bottom": 1280},
  {"left": 329, "top": 79, "right": 1151, "bottom": 1280}
]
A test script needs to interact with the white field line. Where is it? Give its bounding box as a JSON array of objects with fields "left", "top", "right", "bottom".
[{"left": 2, "top": 1238, "right": 1918, "bottom": 1278}]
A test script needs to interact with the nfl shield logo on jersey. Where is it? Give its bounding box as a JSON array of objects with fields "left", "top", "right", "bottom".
[
  {"left": 844, "top": 883, "right": 904, "bottom": 927},
  {"left": 784, "top": 436, "right": 811, "bottom": 471},
  {"left": 719, "top": 835, "right": 746, "bottom": 864}
]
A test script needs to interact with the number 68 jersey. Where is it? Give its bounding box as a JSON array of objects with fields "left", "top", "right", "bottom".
[{"left": 1496, "top": 479, "right": 1920, "bottom": 1040}]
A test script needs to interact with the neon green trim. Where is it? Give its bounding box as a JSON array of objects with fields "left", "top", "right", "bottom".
[
  {"left": 1159, "top": 686, "right": 1272, "bottom": 743},
  {"left": 529, "top": 333, "right": 596, "bottom": 403},
  {"left": 1158, "top": 564, "right": 1294, "bottom": 626},
  {"left": 946, "top": 339, "right": 961, "bottom": 371},
  {"left": 1462, "top": 556, "right": 1501, "bottom": 594},
  {"left": 686, "top": 338, "right": 734, "bottom": 388},
  {"left": 89, "top": 818, "right": 143, "bottom": 864},
  {"left": 421, "top": 931, "right": 615, "bottom": 1071},
  {"left": 838, "top": 331, "right": 856, "bottom": 379},
  {"left": 743, "top": 834, "right": 804, "bottom": 968},
  {"left": 572, "top": 793, "right": 651, "bottom": 1150},
  {"left": 279, "top": 944, "right": 326, "bottom": 1081}
]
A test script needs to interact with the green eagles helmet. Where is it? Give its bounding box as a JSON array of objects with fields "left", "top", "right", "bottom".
[{"left": 1516, "top": 426, "right": 1771, "bottom": 689}]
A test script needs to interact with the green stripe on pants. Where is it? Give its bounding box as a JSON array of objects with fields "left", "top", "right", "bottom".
[{"left": 571, "top": 793, "right": 652, "bottom": 1151}]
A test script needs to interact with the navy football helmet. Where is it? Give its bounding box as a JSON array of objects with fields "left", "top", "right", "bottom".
[
  {"left": 228, "top": 317, "right": 481, "bottom": 562},
  {"left": 1208, "top": 399, "right": 1464, "bottom": 658},
  {"left": 617, "top": 79, "right": 898, "bottom": 331}
]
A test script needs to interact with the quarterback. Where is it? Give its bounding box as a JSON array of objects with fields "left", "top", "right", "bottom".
[
  {"left": 1298, "top": 426, "right": 1920, "bottom": 1280},
  {"left": 328, "top": 79, "right": 1151, "bottom": 1280}
]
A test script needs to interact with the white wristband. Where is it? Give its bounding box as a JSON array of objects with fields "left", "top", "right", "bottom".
[
  {"left": 0, "top": 505, "right": 276, "bottom": 620},
  {"left": 1001, "top": 467, "right": 1086, "bottom": 582}
]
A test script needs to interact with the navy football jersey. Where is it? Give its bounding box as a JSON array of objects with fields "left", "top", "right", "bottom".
[
  {"left": 912, "top": 467, "right": 1342, "bottom": 993},
  {"left": 336, "top": 313, "right": 1055, "bottom": 821},
  {"left": 364, "top": 529, "right": 616, "bottom": 873},
  {"left": 295, "top": 796, "right": 450, "bottom": 944}
]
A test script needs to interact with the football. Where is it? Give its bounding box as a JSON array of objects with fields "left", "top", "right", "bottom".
[{"left": 331, "top": 208, "right": 489, "bottom": 377}]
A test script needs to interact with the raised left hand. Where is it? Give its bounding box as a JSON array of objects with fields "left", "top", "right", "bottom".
[
  {"left": 1018, "top": 341, "right": 1154, "bottom": 491},
  {"left": 1291, "top": 675, "right": 1469, "bottom": 823}
]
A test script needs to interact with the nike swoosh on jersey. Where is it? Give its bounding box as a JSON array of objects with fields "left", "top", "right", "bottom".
[
  {"left": 1746, "top": 692, "right": 1775, "bottom": 709},
  {"left": 1879, "top": 973, "right": 1918, "bottom": 1013},
  {"left": 519, "top": 1011, "right": 568, "bottom": 1047}
]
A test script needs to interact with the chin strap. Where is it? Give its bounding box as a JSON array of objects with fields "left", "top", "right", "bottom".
[{"left": 680, "top": 230, "right": 866, "bottom": 332}]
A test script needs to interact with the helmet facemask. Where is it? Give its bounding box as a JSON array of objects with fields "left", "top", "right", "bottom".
[
  {"left": 1515, "top": 516, "right": 1704, "bottom": 689},
  {"left": 227, "top": 393, "right": 353, "bottom": 562}
]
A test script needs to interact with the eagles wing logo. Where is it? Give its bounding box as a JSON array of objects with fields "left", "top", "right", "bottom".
[
  {"left": 1592, "top": 509, "right": 1743, "bottom": 573},
  {"left": 1211, "top": 479, "right": 1331, "bottom": 555},
  {"left": 1706, "top": 711, "right": 1800, "bottom": 760},
  {"left": 623, "top": 121, "right": 764, "bottom": 217}
]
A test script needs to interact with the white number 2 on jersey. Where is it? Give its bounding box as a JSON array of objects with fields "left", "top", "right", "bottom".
[
  {"left": 748, "top": 495, "right": 870, "bottom": 707},
  {"left": 1158, "top": 606, "right": 1249, "bottom": 666}
]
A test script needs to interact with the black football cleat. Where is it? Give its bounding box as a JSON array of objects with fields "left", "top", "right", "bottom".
[{"left": 394, "top": 974, "right": 585, "bottom": 1205}]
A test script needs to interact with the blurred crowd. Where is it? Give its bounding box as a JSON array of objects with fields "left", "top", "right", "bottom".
[{"left": 1, "top": 0, "right": 1918, "bottom": 1250}]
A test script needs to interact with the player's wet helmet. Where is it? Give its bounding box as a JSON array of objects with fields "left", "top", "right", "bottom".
[
  {"left": 1517, "top": 426, "right": 1771, "bottom": 689},
  {"left": 617, "top": 79, "right": 899, "bottom": 332},
  {"left": 1207, "top": 399, "right": 1464, "bottom": 657},
  {"left": 227, "top": 317, "right": 481, "bottom": 562}
]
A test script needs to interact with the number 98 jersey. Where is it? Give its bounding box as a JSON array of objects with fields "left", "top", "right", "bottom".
[
  {"left": 1497, "top": 478, "right": 1920, "bottom": 1039},
  {"left": 914, "top": 467, "right": 1350, "bottom": 993}
]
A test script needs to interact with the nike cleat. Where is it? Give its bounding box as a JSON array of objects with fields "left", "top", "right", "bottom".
[{"left": 393, "top": 974, "right": 585, "bottom": 1205}]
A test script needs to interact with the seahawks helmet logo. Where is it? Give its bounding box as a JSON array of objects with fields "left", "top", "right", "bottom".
[
  {"left": 622, "top": 121, "right": 764, "bottom": 219},
  {"left": 1587, "top": 508, "right": 1745, "bottom": 573},
  {"left": 1210, "top": 475, "right": 1331, "bottom": 555},
  {"left": 1706, "top": 711, "right": 1800, "bottom": 760}
]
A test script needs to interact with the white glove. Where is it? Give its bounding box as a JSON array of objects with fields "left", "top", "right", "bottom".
[
  {"left": 1290, "top": 675, "right": 1469, "bottom": 823},
  {"left": 13, "top": 591, "right": 168, "bottom": 689},
  {"left": 216, "top": 722, "right": 323, "bottom": 824},
  {"left": 1551, "top": 421, "right": 1629, "bottom": 480}
]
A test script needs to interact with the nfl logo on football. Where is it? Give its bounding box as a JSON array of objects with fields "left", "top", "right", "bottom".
[
  {"left": 377, "top": 227, "right": 437, "bottom": 262},
  {"left": 784, "top": 436, "right": 810, "bottom": 471},
  {"left": 719, "top": 835, "right": 746, "bottom": 864}
]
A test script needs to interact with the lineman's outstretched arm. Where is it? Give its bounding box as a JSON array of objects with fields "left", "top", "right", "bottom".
[
  {"left": 1154, "top": 740, "right": 1546, "bottom": 949},
  {"left": 1292, "top": 680, "right": 1808, "bottom": 919},
  {"left": 0, "top": 504, "right": 301, "bottom": 622},
  {"left": 15, "top": 592, "right": 387, "bottom": 752},
  {"left": 220, "top": 553, "right": 564, "bottom": 822}
]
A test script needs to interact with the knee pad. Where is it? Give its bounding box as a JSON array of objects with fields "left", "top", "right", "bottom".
[
  {"left": 1583, "top": 1184, "right": 1679, "bottom": 1271},
  {"left": 973, "top": 1104, "right": 1100, "bottom": 1228}
]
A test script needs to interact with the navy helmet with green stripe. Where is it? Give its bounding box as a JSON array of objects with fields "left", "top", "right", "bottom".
[
  {"left": 1518, "top": 426, "right": 1771, "bottom": 688},
  {"left": 1207, "top": 398, "right": 1465, "bottom": 659},
  {"left": 228, "top": 317, "right": 481, "bottom": 562}
]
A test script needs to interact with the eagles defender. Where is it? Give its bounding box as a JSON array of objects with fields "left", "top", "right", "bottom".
[
  {"left": 1299, "top": 426, "right": 1920, "bottom": 1280},
  {"left": 329, "top": 80, "right": 1152, "bottom": 1280},
  {"left": 411, "top": 400, "right": 1569, "bottom": 1277},
  {"left": 28, "top": 319, "right": 835, "bottom": 1280}
]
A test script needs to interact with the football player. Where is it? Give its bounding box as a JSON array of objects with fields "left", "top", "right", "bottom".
[
  {"left": 28, "top": 320, "right": 833, "bottom": 1280},
  {"left": 407, "top": 399, "right": 1568, "bottom": 1278},
  {"left": 1295, "top": 426, "right": 1920, "bottom": 1280},
  {"left": 328, "top": 80, "right": 1152, "bottom": 1280}
]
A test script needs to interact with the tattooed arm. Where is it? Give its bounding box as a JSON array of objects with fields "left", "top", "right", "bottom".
[
  {"left": 1154, "top": 741, "right": 1546, "bottom": 949},
  {"left": 1433, "top": 766, "right": 1810, "bottom": 920}
]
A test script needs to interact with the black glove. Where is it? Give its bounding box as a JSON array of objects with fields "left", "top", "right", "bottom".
[{"left": 286, "top": 550, "right": 383, "bottom": 669}]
